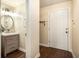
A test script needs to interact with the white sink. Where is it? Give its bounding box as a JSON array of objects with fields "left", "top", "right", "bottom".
[{"left": 2, "top": 32, "right": 19, "bottom": 36}]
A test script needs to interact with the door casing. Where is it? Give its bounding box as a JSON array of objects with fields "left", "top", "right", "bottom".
[{"left": 48, "top": 1, "right": 72, "bottom": 51}]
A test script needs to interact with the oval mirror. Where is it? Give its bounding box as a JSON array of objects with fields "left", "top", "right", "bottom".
[{"left": 0, "top": 15, "right": 14, "bottom": 32}]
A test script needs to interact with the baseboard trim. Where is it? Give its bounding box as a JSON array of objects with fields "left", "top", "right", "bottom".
[
  {"left": 19, "top": 48, "right": 26, "bottom": 52},
  {"left": 35, "top": 52, "right": 40, "bottom": 58},
  {"left": 69, "top": 49, "right": 76, "bottom": 58},
  {"left": 72, "top": 51, "right": 76, "bottom": 58},
  {"left": 40, "top": 43, "right": 49, "bottom": 47}
]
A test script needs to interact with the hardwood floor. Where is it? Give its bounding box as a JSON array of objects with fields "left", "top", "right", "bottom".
[
  {"left": 40, "top": 46, "right": 73, "bottom": 58},
  {"left": 2, "top": 46, "right": 73, "bottom": 58},
  {"left": 6, "top": 50, "right": 25, "bottom": 58}
]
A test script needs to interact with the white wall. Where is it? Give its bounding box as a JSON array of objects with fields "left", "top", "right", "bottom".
[
  {"left": 72, "top": 0, "right": 79, "bottom": 57},
  {"left": 40, "top": 1, "right": 72, "bottom": 51},
  {"left": 40, "top": 6, "right": 49, "bottom": 46},
  {"left": 0, "top": 30, "right": 1, "bottom": 57},
  {"left": 26, "top": 0, "right": 40, "bottom": 57},
  {"left": 14, "top": 1, "right": 27, "bottom": 51},
  {"left": 14, "top": 16, "right": 26, "bottom": 51},
  {"left": 40, "top": 20, "right": 48, "bottom": 46}
]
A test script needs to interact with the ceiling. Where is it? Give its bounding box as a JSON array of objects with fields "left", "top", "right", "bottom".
[
  {"left": 1, "top": 0, "right": 26, "bottom": 7},
  {"left": 1, "top": 0, "right": 71, "bottom": 8},
  {"left": 40, "top": 0, "right": 71, "bottom": 7}
]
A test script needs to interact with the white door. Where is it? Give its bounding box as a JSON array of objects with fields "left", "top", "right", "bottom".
[{"left": 49, "top": 9, "right": 69, "bottom": 50}]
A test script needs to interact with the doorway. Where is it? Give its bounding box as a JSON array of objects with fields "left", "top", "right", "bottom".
[
  {"left": 40, "top": 0, "right": 72, "bottom": 51},
  {"left": 0, "top": 0, "right": 27, "bottom": 58}
]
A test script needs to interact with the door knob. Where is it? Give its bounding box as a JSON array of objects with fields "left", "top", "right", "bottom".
[
  {"left": 65, "top": 28, "right": 69, "bottom": 34},
  {"left": 65, "top": 31, "right": 68, "bottom": 33},
  {"left": 25, "top": 33, "right": 27, "bottom": 36}
]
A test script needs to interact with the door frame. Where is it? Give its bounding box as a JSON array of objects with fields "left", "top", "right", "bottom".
[{"left": 48, "top": 1, "right": 72, "bottom": 52}]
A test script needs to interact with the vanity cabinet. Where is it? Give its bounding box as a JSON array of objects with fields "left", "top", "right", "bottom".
[{"left": 1, "top": 34, "right": 19, "bottom": 57}]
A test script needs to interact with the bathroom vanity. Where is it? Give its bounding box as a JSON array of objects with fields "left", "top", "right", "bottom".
[
  {"left": 0, "top": 14, "right": 25, "bottom": 58},
  {"left": 1, "top": 33, "right": 19, "bottom": 57}
]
